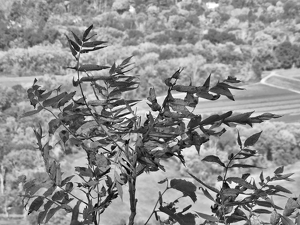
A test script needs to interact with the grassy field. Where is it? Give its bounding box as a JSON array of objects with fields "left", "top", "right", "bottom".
[{"left": 262, "top": 75, "right": 300, "bottom": 93}]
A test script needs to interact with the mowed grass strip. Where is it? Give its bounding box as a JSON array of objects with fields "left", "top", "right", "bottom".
[{"left": 263, "top": 75, "right": 300, "bottom": 93}]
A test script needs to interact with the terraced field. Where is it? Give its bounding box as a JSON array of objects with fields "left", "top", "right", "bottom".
[
  {"left": 139, "top": 82, "right": 300, "bottom": 123},
  {"left": 192, "top": 83, "right": 300, "bottom": 123},
  {"left": 1, "top": 73, "right": 299, "bottom": 122}
]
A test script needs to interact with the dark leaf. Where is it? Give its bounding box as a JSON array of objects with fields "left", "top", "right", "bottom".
[
  {"left": 109, "top": 62, "right": 116, "bottom": 75},
  {"left": 71, "top": 200, "right": 81, "bottom": 223},
  {"left": 66, "top": 36, "right": 78, "bottom": 58},
  {"left": 202, "top": 155, "right": 225, "bottom": 167},
  {"left": 274, "top": 166, "right": 284, "bottom": 174},
  {"left": 196, "top": 90, "right": 220, "bottom": 100},
  {"left": 224, "top": 111, "right": 254, "bottom": 124},
  {"left": 58, "top": 91, "right": 76, "bottom": 108},
  {"left": 71, "top": 31, "right": 83, "bottom": 46},
  {"left": 237, "top": 131, "right": 242, "bottom": 147},
  {"left": 43, "top": 92, "right": 67, "bottom": 107},
  {"left": 172, "top": 68, "right": 183, "bottom": 79},
  {"left": 82, "top": 24, "right": 93, "bottom": 41},
  {"left": 188, "top": 172, "right": 220, "bottom": 194},
  {"left": 275, "top": 185, "right": 292, "bottom": 194},
  {"left": 230, "top": 164, "right": 260, "bottom": 169},
  {"left": 158, "top": 178, "right": 168, "bottom": 184},
  {"left": 82, "top": 40, "right": 107, "bottom": 47},
  {"left": 43, "top": 185, "right": 56, "bottom": 197},
  {"left": 222, "top": 188, "right": 241, "bottom": 197},
  {"left": 38, "top": 211, "right": 47, "bottom": 224},
  {"left": 203, "top": 74, "right": 211, "bottom": 90},
  {"left": 28, "top": 196, "right": 44, "bottom": 215},
  {"left": 200, "top": 114, "right": 220, "bottom": 126},
  {"left": 22, "top": 107, "right": 43, "bottom": 118},
  {"left": 210, "top": 83, "right": 235, "bottom": 101},
  {"left": 147, "top": 87, "right": 157, "bottom": 102},
  {"left": 80, "top": 75, "right": 112, "bottom": 82},
  {"left": 38, "top": 90, "right": 53, "bottom": 101},
  {"left": 159, "top": 206, "right": 196, "bottom": 225},
  {"left": 184, "top": 93, "right": 198, "bottom": 108},
  {"left": 45, "top": 207, "right": 61, "bottom": 223},
  {"left": 77, "top": 64, "right": 110, "bottom": 72},
  {"left": 61, "top": 175, "right": 75, "bottom": 187},
  {"left": 173, "top": 85, "right": 198, "bottom": 93},
  {"left": 170, "top": 179, "right": 197, "bottom": 202},
  {"left": 201, "top": 188, "right": 215, "bottom": 202},
  {"left": 253, "top": 209, "right": 272, "bottom": 214},
  {"left": 75, "top": 167, "right": 93, "bottom": 177},
  {"left": 196, "top": 212, "right": 219, "bottom": 222},
  {"left": 181, "top": 205, "right": 192, "bottom": 214},
  {"left": 120, "top": 56, "right": 133, "bottom": 66},
  {"left": 226, "top": 177, "right": 255, "bottom": 189},
  {"left": 187, "top": 115, "right": 202, "bottom": 130},
  {"left": 59, "top": 130, "right": 69, "bottom": 144},
  {"left": 244, "top": 131, "right": 262, "bottom": 147},
  {"left": 52, "top": 190, "right": 65, "bottom": 201},
  {"left": 260, "top": 172, "right": 264, "bottom": 183},
  {"left": 48, "top": 119, "right": 61, "bottom": 135},
  {"left": 256, "top": 201, "right": 283, "bottom": 210}
]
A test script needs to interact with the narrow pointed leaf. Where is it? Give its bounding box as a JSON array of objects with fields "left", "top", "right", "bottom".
[
  {"left": 244, "top": 131, "right": 262, "bottom": 147},
  {"left": 71, "top": 31, "right": 83, "bottom": 45},
  {"left": 188, "top": 172, "right": 220, "bottom": 194},
  {"left": 45, "top": 207, "right": 61, "bottom": 223},
  {"left": 202, "top": 155, "right": 225, "bottom": 167},
  {"left": 196, "top": 212, "right": 219, "bottom": 222},
  {"left": 28, "top": 196, "right": 44, "bottom": 215},
  {"left": 83, "top": 24, "right": 93, "bottom": 41}
]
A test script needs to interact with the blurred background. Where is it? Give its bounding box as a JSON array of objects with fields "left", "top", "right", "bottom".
[{"left": 0, "top": 0, "right": 300, "bottom": 224}]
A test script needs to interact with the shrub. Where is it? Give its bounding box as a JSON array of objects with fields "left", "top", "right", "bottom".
[
  {"left": 21, "top": 25, "right": 300, "bottom": 225},
  {"left": 274, "top": 40, "right": 295, "bottom": 69},
  {"left": 145, "top": 31, "right": 170, "bottom": 45},
  {"left": 203, "top": 29, "right": 244, "bottom": 45},
  {"left": 168, "top": 15, "right": 186, "bottom": 30},
  {"left": 92, "top": 11, "right": 124, "bottom": 30},
  {"left": 0, "top": 46, "right": 72, "bottom": 76},
  {"left": 112, "top": 0, "right": 130, "bottom": 13},
  {"left": 123, "top": 29, "right": 144, "bottom": 46},
  {"left": 159, "top": 45, "right": 180, "bottom": 60}
]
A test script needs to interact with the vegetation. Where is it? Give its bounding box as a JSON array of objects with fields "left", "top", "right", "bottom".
[
  {"left": 19, "top": 25, "right": 300, "bottom": 225},
  {"left": 2, "top": 0, "right": 300, "bottom": 97},
  {"left": 0, "top": 1, "right": 300, "bottom": 224}
]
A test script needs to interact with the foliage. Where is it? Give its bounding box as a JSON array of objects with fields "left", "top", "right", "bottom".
[
  {"left": 0, "top": 46, "right": 72, "bottom": 76},
  {"left": 1, "top": 0, "right": 300, "bottom": 86},
  {"left": 20, "top": 24, "right": 298, "bottom": 225},
  {"left": 203, "top": 29, "right": 244, "bottom": 45}
]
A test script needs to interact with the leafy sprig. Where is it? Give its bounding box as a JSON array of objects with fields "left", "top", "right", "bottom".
[{"left": 20, "top": 25, "right": 297, "bottom": 225}]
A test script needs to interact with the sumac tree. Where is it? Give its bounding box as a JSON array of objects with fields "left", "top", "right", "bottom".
[{"left": 21, "top": 25, "right": 300, "bottom": 225}]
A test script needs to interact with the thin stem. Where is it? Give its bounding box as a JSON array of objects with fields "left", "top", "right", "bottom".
[
  {"left": 57, "top": 186, "right": 88, "bottom": 205},
  {"left": 144, "top": 186, "right": 169, "bottom": 225},
  {"left": 220, "top": 148, "right": 243, "bottom": 225},
  {"left": 128, "top": 176, "right": 137, "bottom": 225},
  {"left": 39, "top": 103, "right": 74, "bottom": 136}
]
